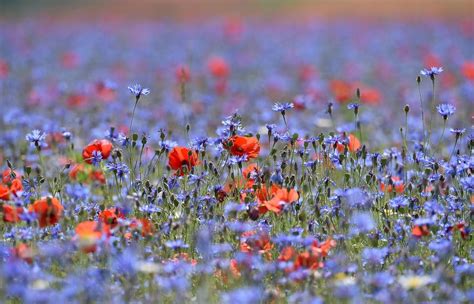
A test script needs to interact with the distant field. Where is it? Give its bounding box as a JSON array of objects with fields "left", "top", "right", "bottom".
[{"left": 1, "top": 0, "right": 473, "bottom": 20}]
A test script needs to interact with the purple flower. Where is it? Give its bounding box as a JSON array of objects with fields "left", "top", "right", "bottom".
[
  {"left": 436, "top": 103, "right": 456, "bottom": 118},
  {"left": 420, "top": 67, "right": 443, "bottom": 78},
  {"left": 128, "top": 83, "right": 150, "bottom": 98},
  {"left": 272, "top": 102, "right": 294, "bottom": 112},
  {"left": 25, "top": 129, "right": 46, "bottom": 148}
]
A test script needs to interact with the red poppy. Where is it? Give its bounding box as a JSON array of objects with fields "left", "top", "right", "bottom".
[
  {"left": 412, "top": 225, "right": 430, "bottom": 238},
  {"left": 447, "top": 223, "right": 469, "bottom": 240},
  {"left": 168, "top": 146, "right": 199, "bottom": 175},
  {"left": 2, "top": 204, "right": 23, "bottom": 223},
  {"left": 380, "top": 176, "right": 405, "bottom": 194},
  {"left": 207, "top": 56, "right": 229, "bottom": 78},
  {"left": 330, "top": 80, "right": 352, "bottom": 103},
  {"left": 227, "top": 136, "right": 260, "bottom": 159},
  {"left": 2, "top": 169, "right": 20, "bottom": 184},
  {"left": 82, "top": 139, "right": 113, "bottom": 164},
  {"left": 336, "top": 133, "right": 361, "bottom": 153},
  {"left": 11, "top": 243, "right": 34, "bottom": 264},
  {"left": 126, "top": 218, "right": 154, "bottom": 238},
  {"left": 240, "top": 230, "right": 273, "bottom": 258},
  {"left": 98, "top": 208, "right": 125, "bottom": 229},
  {"left": 0, "top": 184, "right": 10, "bottom": 201},
  {"left": 75, "top": 221, "right": 110, "bottom": 253},
  {"left": 95, "top": 81, "right": 116, "bottom": 102},
  {"left": 462, "top": 61, "right": 474, "bottom": 81},
  {"left": 258, "top": 185, "right": 299, "bottom": 215},
  {"left": 28, "top": 197, "right": 63, "bottom": 227}
]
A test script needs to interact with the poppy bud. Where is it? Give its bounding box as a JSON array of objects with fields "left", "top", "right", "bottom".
[{"left": 404, "top": 104, "right": 410, "bottom": 113}]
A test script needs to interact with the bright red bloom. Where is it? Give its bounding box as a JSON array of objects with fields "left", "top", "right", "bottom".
[
  {"left": 11, "top": 243, "right": 34, "bottom": 264},
  {"left": 82, "top": 139, "right": 113, "bottom": 164},
  {"left": 240, "top": 230, "right": 273, "bottom": 258},
  {"left": 0, "top": 184, "right": 10, "bottom": 201},
  {"left": 28, "top": 197, "right": 63, "bottom": 228},
  {"left": 125, "top": 218, "right": 154, "bottom": 238},
  {"left": 2, "top": 204, "right": 23, "bottom": 223},
  {"left": 412, "top": 225, "right": 430, "bottom": 238},
  {"left": 336, "top": 133, "right": 361, "bottom": 153},
  {"left": 380, "top": 176, "right": 405, "bottom": 194},
  {"left": 227, "top": 136, "right": 260, "bottom": 159},
  {"left": 207, "top": 56, "right": 229, "bottom": 78},
  {"left": 462, "top": 61, "right": 474, "bottom": 81},
  {"left": 330, "top": 80, "right": 352, "bottom": 103},
  {"left": 75, "top": 221, "right": 110, "bottom": 253},
  {"left": 168, "top": 146, "right": 199, "bottom": 175},
  {"left": 98, "top": 208, "right": 125, "bottom": 229},
  {"left": 447, "top": 223, "right": 469, "bottom": 240},
  {"left": 2, "top": 169, "right": 20, "bottom": 184}
]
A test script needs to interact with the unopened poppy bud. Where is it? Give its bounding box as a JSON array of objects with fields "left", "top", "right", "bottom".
[
  {"left": 404, "top": 104, "right": 410, "bottom": 113},
  {"left": 416, "top": 76, "right": 421, "bottom": 84},
  {"left": 356, "top": 88, "right": 361, "bottom": 99}
]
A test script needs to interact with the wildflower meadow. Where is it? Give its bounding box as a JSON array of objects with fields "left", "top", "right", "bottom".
[{"left": 0, "top": 1, "right": 473, "bottom": 303}]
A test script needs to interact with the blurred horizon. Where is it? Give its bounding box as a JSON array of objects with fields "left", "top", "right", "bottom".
[{"left": 1, "top": 0, "right": 473, "bottom": 22}]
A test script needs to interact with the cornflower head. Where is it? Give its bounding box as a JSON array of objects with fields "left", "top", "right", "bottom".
[
  {"left": 436, "top": 103, "right": 456, "bottom": 120},
  {"left": 25, "top": 129, "right": 46, "bottom": 149},
  {"left": 128, "top": 84, "right": 150, "bottom": 100},
  {"left": 420, "top": 67, "right": 443, "bottom": 79}
]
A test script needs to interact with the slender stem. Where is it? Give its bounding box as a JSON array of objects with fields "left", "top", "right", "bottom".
[
  {"left": 417, "top": 82, "right": 425, "bottom": 142},
  {"left": 448, "top": 138, "right": 458, "bottom": 163},
  {"left": 129, "top": 98, "right": 139, "bottom": 133}
]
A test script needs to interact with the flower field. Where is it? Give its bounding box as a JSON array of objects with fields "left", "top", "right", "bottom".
[{"left": 0, "top": 10, "right": 473, "bottom": 303}]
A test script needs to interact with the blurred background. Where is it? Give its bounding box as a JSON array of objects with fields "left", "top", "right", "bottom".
[{"left": 1, "top": 0, "right": 473, "bottom": 21}]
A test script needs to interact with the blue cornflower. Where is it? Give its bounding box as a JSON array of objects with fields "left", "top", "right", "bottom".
[
  {"left": 272, "top": 102, "right": 294, "bottom": 112},
  {"left": 165, "top": 239, "right": 189, "bottom": 250},
  {"left": 389, "top": 196, "right": 409, "bottom": 209},
  {"left": 362, "top": 247, "right": 388, "bottom": 267},
  {"left": 350, "top": 212, "right": 375, "bottom": 235},
  {"left": 128, "top": 83, "right": 150, "bottom": 98},
  {"left": 25, "top": 129, "right": 46, "bottom": 148},
  {"left": 265, "top": 124, "right": 277, "bottom": 132},
  {"left": 347, "top": 103, "right": 360, "bottom": 110},
  {"left": 117, "top": 133, "right": 129, "bottom": 147},
  {"left": 450, "top": 128, "right": 466, "bottom": 137},
  {"left": 105, "top": 162, "right": 129, "bottom": 180},
  {"left": 91, "top": 150, "right": 103, "bottom": 166},
  {"left": 158, "top": 140, "right": 177, "bottom": 151},
  {"left": 436, "top": 103, "right": 456, "bottom": 119},
  {"left": 460, "top": 176, "right": 473, "bottom": 193},
  {"left": 420, "top": 67, "right": 443, "bottom": 78}
]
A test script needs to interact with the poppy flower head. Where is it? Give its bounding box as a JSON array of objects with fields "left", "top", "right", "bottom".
[
  {"left": 462, "top": 61, "right": 474, "bottom": 81},
  {"left": 98, "top": 208, "right": 125, "bottom": 229},
  {"left": 2, "top": 169, "right": 20, "bottom": 184},
  {"left": 11, "top": 243, "right": 34, "bottom": 264},
  {"left": 412, "top": 224, "right": 430, "bottom": 238},
  {"left": 226, "top": 136, "right": 261, "bottom": 159},
  {"left": 0, "top": 184, "right": 10, "bottom": 201},
  {"left": 82, "top": 139, "right": 113, "bottom": 164},
  {"left": 336, "top": 133, "right": 361, "bottom": 153},
  {"left": 2, "top": 204, "right": 23, "bottom": 223},
  {"left": 207, "top": 56, "right": 229, "bottom": 78},
  {"left": 168, "top": 146, "right": 199, "bottom": 176},
  {"left": 28, "top": 197, "right": 63, "bottom": 228},
  {"left": 75, "top": 221, "right": 110, "bottom": 253},
  {"left": 380, "top": 176, "right": 405, "bottom": 194}
]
